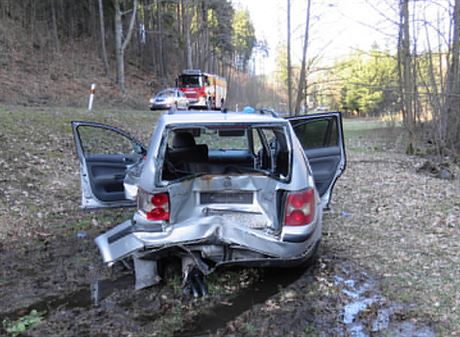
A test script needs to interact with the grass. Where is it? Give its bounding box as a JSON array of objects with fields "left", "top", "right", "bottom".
[
  {"left": 2, "top": 310, "right": 46, "bottom": 337},
  {"left": 0, "top": 104, "right": 161, "bottom": 242}
]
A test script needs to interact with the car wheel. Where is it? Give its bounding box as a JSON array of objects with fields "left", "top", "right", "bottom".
[{"left": 299, "top": 240, "right": 321, "bottom": 268}]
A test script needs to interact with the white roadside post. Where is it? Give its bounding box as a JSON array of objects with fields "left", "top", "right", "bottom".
[{"left": 88, "top": 83, "right": 96, "bottom": 111}]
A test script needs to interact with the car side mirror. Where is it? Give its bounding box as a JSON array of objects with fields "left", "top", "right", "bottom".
[{"left": 132, "top": 143, "right": 147, "bottom": 156}]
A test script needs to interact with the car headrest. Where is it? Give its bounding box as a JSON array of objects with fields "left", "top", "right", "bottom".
[{"left": 173, "top": 132, "right": 196, "bottom": 148}]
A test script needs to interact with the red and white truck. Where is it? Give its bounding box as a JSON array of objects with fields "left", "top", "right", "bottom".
[{"left": 176, "top": 69, "right": 227, "bottom": 110}]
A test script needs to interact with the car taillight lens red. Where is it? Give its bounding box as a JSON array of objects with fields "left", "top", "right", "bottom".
[
  {"left": 139, "top": 190, "right": 170, "bottom": 221},
  {"left": 152, "top": 193, "right": 168, "bottom": 207},
  {"left": 284, "top": 188, "right": 316, "bottom": 226},
  {"left": 146, "top": 207, "right": 169, "bottom": 221}
]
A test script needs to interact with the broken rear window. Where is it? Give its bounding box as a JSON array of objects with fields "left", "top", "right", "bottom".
[{"left": 160, "top": 125, "right": 290, "bottom": 181}]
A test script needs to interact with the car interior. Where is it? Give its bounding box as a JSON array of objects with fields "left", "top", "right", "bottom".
[{"left": 161, "top": 126, "right": 290, "bottom": 181}]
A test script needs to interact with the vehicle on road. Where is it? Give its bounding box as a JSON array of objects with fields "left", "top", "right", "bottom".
[
  {"left": 149, "top": 88, "right": 189, "bottom": 110},
  {"left": 177, "top": 69, "right": 227, "bottom": 110},
  {"left": 71, "top": 110, "right": 346, "bottom": 293}
]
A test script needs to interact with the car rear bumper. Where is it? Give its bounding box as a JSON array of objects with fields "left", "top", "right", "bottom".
[
  {"left": 95, "top": 216, "right": 321, "bottom": 266},
  {"left": 150, "top": 103, "right": 172, "bottom": 110}
]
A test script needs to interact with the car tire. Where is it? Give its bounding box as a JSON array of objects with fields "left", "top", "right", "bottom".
[{"left": 299, "top": 240, "right": 321, "bottom": 268}]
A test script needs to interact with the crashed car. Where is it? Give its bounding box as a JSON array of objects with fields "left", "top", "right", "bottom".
[{"left": 71, "top": 110, "right": 345, "bottom": 293}]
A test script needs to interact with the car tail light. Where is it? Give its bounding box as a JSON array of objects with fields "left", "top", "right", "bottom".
[
  {"left": 138, "top": 189, "right": 169, "bottom": 221},
  {"left": 284, "top": 188, "right": 316, "bottom": 226}
]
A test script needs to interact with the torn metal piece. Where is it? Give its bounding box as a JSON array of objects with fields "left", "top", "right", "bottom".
[
  {"left": 133, "top": 257, "right": 161, "bottom": 290},
  {"left": 181, "top": 255, "right": 209, "bottom": 298},
  {"left": 90, "top": 280, "right": 99, "bottom": 306}
]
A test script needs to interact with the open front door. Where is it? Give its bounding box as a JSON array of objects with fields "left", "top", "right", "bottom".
[
  {"left": 71, "top": 121, "right": 146, "bottom": 209},
  {"left": 287, "top": 112, "right": 346, "bottom": 208}
]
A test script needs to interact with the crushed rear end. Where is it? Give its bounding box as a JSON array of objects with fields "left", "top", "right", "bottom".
[{"left": 94, "top": 122, "right": 322, "bottom": 289}]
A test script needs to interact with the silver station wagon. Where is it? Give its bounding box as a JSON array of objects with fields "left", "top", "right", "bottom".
[{"left": 72, "top": 110, "right": 346, "bottom": 293}]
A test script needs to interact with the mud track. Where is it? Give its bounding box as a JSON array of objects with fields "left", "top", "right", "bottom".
[{"left": 0, "top": 248, "right": 436, "bottom": 337}]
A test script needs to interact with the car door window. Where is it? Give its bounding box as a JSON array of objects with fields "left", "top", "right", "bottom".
[
  {"left": 287, "top": 113, "right": 345, "bottom": 206},
  {"left": 77, "top": 125, "right": 135, "bottom": 156},
  {"left": 293, "top": 118, "right": 338, "bottom": 149}
]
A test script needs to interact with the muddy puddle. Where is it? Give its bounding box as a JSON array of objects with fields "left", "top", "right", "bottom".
[{"left": 334, "top": 263, "right": 436, "bottom": 337}]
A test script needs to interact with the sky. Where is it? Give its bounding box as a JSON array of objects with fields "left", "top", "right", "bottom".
[{"left": 232, "top": 0, "right": 398, "bottom": 74}]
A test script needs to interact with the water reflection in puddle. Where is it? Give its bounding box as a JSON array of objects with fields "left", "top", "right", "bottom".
[{"left": 334, "top": 266, "right": 436, "bottom": 337}]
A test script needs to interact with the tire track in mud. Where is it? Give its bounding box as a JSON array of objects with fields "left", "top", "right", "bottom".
[
  {"left": 0, "top": 266, "right": 308, "bottom": 337},
  {"left": 180, "top": 258, "right": 438, "bottom": 337},
  {"left": 176, "top": 266, "right": 310, "bottom": 337},
  {"left": 0, "top": 259, "right": 438, "bottom": 337},
  {"left": 0, "top": 274, "right": 134, "bottom": 325}
]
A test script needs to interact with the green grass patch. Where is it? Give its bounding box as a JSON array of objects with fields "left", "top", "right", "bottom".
[{"left": 2, "top": 309, "right": 46, "bottom": 336}]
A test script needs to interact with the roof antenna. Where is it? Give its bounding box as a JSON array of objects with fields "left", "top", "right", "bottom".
[{"left": 168, "top": 106, "right": 177, "bottom": 114}]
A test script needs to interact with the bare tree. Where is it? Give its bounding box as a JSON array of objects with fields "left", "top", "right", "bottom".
[
  {"left": 98, "top": 0, "right": 110, "bottom": 76},
  {"left": 287, "top": 0, "right": 292, "bottom": 114},
  {"left": 294, "top": 0, "right": 312, "bottom": 116},
  {"left": 444, "top": 0, "right": 460, "bottom": 153},
  {"left": 114, "top": 0, "right": 138, "bottom": 93},
  {"left": 50, "top": 0, "right": 60, "bottom": 54},
  {"left": 182, "top": 0, "right": 193, "bottom": 69},
  {"left": 397, "top": 0, "right": 416, "bottom": 154}
]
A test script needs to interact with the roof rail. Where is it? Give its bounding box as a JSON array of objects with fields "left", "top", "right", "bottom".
[{"left": 258, "top": 108, "right": 280, "bottom": 118}]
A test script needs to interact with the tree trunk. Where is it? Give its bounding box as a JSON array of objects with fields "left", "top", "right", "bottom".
[
  {"left": 184, "top": 0, "right": 193, "bottom": 69},
  {"left": 114, "top": 0, "right": 138, "bottom": 94},
  {"left": 294, "top": 0, "right": 311, "bottom": 116},
  {"left": 50, "top": 0, "right": 60, "bottom": 54},
  {"left": 98, "top": 0, "right": 110, "bottom": 75},
  {"left": 444, "top": 0, "right": 460, "bottom": 153},
  {"left": 157, "top": 0, "right": 166, "bottom": 77},
  {"left": 398, "top": 0, "right": 415, "bottom": 154},
  {"left": 287, "top": 0, "right": 292, "bottom": 114}
]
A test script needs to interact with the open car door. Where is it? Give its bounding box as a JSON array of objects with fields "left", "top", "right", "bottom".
[
  {"left": 71, "top": 121, "right": 146, "bottom": 209},
  {"left": 287, "top": 112, "right": 346, "bottom": 208}
]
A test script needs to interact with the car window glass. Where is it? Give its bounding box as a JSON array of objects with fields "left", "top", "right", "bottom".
[
  {"left": 167, "top": 128, "right": 248, "bottom": 150},
  {"left": 293, "top": 118, "right": 338, "bottom": 149},
  {"left": 78, "top": 126, "right": 133, "bottom": 155},
  {"left": 251, "top": 129, "right": 263, "bottom": 154},
  {"left": 158, "top": 91, "right": 173, "bottom": 98},
  {"left": 197, "top": 129, "right": 248, "bottom": 150}
]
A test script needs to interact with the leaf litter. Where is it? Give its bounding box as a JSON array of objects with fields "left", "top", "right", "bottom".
[{"left": 0, "top": 109, "right": 458, "bottom": 336}]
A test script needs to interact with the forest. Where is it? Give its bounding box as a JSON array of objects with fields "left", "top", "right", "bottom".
[
  {"left": 1, "top": 1, "right": 460, "bottom": 336},
  {"left": 1, "top": 0, "right": 459, "bottom": 159}
]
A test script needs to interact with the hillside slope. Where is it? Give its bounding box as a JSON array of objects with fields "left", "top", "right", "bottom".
[{"left": 0, "top": 18, "right": 155, "bottom": 109}]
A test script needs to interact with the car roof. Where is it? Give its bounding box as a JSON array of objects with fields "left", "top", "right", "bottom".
[
  {"left": 160, "top": 110, "right": 287, "bottom": 126},
  {"left": 157, "top": 88, "right": 177, "bottom": 94}
]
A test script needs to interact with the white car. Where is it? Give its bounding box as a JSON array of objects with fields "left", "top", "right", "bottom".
[
  {"left": 150, "top": 88, "right": 189, "bottom": 110},
  {"left": 71, "top": 110, "right": 346, "bottom": 294}
]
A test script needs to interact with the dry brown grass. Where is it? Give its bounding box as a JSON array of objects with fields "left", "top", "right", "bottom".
[{"left": 324, "top": 119, "right": 460, "bottom": 335}]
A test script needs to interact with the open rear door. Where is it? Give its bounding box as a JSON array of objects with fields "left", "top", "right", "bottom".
[
  {"left": 287, "top": 112, "right": 346, "bottom": 208},
  {"left": 71, "top": 121, "right": 146, "bottom": 209}
]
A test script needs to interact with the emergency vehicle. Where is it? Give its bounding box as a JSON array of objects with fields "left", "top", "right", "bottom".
[{"left": 176, "top": 69, "right": 227, "bottom": 110}]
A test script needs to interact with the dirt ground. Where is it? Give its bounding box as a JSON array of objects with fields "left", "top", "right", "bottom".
[{"left": 0, "top": 106, "right": 458, "bottom": 336}]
